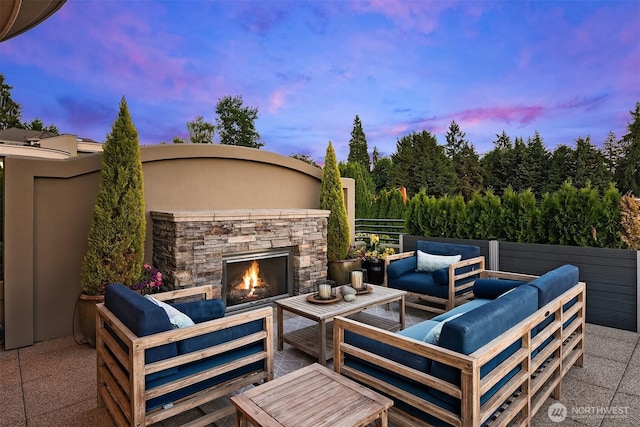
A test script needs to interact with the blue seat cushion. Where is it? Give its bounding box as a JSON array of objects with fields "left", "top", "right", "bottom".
[
  {"left": 398, "top": 320, "right": 441, "bottom": 342},
  {"left": 528, "top": 264, "right": 579, "bottom": 307},
  {"left": 473, "top": 278, "right": 529, "bottom": 299}
]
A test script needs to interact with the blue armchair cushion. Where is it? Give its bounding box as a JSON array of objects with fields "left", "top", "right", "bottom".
[
  {"left": 178, "top": 319, "right": 264, "bottom": 355},
  {"left": 104, "top": 284, "right": 178, "bottom": 379},
  {"left": 416, "top": 251, "right": 461, "bottom": 273},
  {"left": 528, "top": 264, "right": 579, "bottom": 307},
  {"left": 172, "top": 299, "right": 226, "bottom": 324},
  {"left": 431, "top": 267, "right": 450, "bottom": 285},
  {"left": 386, "top": 256, "right": 416, "bottom": 279},
  {"left": 415, "top": 241, "right": 480, "bottom": 260},
  {"left": 473, "top": 278, "right": 529, "bottom": 299}
]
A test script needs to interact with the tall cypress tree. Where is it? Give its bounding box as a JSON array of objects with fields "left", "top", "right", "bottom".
[
  {"left": 347, "top": 115, "right": 370, "bottom": 171},
  {"left": 81, "top": 97, "right": 146, "bottom": 295},
  {"left": 320, "top": 142, "right": 350, "bottom": 262}
]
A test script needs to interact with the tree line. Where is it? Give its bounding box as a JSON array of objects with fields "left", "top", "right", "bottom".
[{"left": 341, "top": 105, "right": 640, "bottom": 220}]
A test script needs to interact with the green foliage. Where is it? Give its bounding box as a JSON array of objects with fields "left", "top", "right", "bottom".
[
  {"left": 319, "top": 142, "right": 351, "bottom": 262},
  {"left": 615, "top": 102, "right": 640, "bottom": 196},
  {"left": 290, "top": 153, "right": 320, "bottom": 167},
  {"left": 187, "top": 115, "right": 215, "bottom": 144},
  {"left": 215, "top": 95, "right": 263, "bottom": 148},
  {"left": 386, "top": 188, "right": 406, "bottom": 219},
  {"left": 391, "top": 131, "right": 456, "bottom": 198},
  {"left": 347, "top": 115, "right": 370, "bottom": 171},
  {"left": 445, "top": 121, "right": 484, "bottom": 200},
  {"left": 81, "top": 97, "right": 146, "bottom": 295},
  {"left": 467, "top": 191, "right": 502, "bottom": 239},
  {"left": 0, "top": 73, "right": 22, "bottom": 130},
  {"left": 499, "top": 188, "right": 541, "bottom": 243},
  {"left": 371, "top": 155, "right": 393, "bottom": 193},
  {"left": 574, "top": 136, "right": 612, "bottom": 192},
  {"left": 404, "top": 182, "right": 624, "bottom": 248},
  {"left": 340, "top": 161, "right": 374, "bottom": 218}
]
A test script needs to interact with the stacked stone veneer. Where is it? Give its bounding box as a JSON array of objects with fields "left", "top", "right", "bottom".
[{"left": 151, "top": 209, "right": 329, "bottom": 296}]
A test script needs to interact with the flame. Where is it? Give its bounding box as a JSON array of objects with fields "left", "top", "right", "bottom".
[{"left": 239, "top": 260, "right": 261, "bottom": 295}]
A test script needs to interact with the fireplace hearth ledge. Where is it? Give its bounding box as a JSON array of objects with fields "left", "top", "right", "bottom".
[{"left": 150, "top": 208, "right": 330, "bottom": 222}]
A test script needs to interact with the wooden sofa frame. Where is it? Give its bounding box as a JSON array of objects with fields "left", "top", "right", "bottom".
[
  {"left": 96, "top": 285, "right": 274, "bottom": 427},
  {"left": 384, "top": 252, "right": 487, "bottom": 314},
  {"left": 335, "top": 276, "right": 586, "bottom": 427}
]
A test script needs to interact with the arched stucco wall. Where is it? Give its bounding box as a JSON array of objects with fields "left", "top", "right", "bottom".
[{"left": 3, "top": 144, "right": 355, "bottom": 349}]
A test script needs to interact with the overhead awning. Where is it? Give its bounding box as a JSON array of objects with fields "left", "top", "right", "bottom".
[{"left": 0, "top": 0, "right": 67, "bottom": 42}]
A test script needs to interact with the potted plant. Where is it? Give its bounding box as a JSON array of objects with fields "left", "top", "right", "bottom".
[
  {"left": 355, "top": 233, "right": 395, "bottom": 285},
  {"left": 320, "top": 141, "right": 361, "bottom": 285},
  {"left": 77, "top": 97, "right": 146, "bottom": 347}
]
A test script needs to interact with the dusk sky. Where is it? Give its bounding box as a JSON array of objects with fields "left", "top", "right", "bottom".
[{"left": 1, "top": 0, "right": 639, "bottom": 162}]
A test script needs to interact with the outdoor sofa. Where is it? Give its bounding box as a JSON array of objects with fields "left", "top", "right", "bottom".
[
  {"left": 96, "top": 284, "right": 273, "bottom": 427},
  {"left": 384, "top": 240, "right": 485, "bottom": 314},
  {"left": 334, "top": 264, "right": 585, "bottom": 426}
]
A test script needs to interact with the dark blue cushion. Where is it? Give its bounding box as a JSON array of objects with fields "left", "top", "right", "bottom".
[
  {"left": 473, "top": 278, "right": 529, "bottom": 299},
  {"left": 172, "top": 299, "right": 226, "bottom": 324},
  {"left": 345, "top": 330, "right": 432, "bottom": 372},
  {"left": 429, "top": 286, "right": 538, "bottom": 407},
  {"left": 104, "top": 284, "right": 178, "bottom": 366},
  {"left": 439, "top": 285, "right": 538, "bottom": 355},
  {"left": 416, "top": 241, "right": 480, "bottom": 261},
  {"left": 178, "top": 319, "right": 264, "bottom": 355},
  {"left": 386, "top": 256, "right": 416, "bottom": 279},
  {"left": 528, "top": 265, "right": 579, "bottom": 307},
  {"left": 432, "top": 267, "right": 450, "bottom": 285},
  {"left": 146, "top": 342, "right": 265, "bottom": 411},
  {"left": 388, "top": 272, "right": 450, "bottom": 297}
]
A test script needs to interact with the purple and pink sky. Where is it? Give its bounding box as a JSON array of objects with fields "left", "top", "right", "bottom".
[{"left": 1, "top": 0, "right": 639, "bottom": 162}]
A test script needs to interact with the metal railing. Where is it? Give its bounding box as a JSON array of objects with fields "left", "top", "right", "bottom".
[{"left": 355, "top": 218, "right": 405, "bottom": 250}]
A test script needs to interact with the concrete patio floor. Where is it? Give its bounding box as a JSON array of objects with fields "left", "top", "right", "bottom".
[{"left": 1, "top": 303, "right": 639, "bottom": 426}]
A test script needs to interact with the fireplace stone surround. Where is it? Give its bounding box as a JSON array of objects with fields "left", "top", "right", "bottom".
[{"left": 151, "top": 209, "right": 330, "bottom": 299}]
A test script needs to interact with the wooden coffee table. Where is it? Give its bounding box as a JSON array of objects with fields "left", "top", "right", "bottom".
[
  {"left": 231, "top": 363, "right": 393, "bottom": 427},
  {"left": 276, "top": 284, "right": 405, "bottom": 365}
]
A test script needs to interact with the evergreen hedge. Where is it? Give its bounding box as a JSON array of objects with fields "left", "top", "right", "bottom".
[{"left": 405, "top": 181, "right": 635, "bottom": 249}]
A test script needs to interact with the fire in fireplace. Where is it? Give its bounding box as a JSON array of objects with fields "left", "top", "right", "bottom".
[{"left": 223, "top": 248, "right": 293, "bottom": 311}]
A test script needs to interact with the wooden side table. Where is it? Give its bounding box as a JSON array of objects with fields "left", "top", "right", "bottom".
[{"left": 230, "top": 363, "right": 393, "bottom": 427}]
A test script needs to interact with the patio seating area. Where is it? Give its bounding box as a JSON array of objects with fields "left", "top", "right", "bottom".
[{"left": 1, "top": 302, "right": 639, "bottom": 426}]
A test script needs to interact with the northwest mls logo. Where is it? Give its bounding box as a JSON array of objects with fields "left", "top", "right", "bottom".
[{"left": 548, "top": 402, "right": 568, "bottom": 422}]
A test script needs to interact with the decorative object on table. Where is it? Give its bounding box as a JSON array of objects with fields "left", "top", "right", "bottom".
[
  {"left": 320, "top": 141, "right": 361, "bottom": 285},
  {"left": 355, "top": 233, "right": 395, "bottom": 285},
  {"left": 78, "top": 97, "right": 146, "bottom": 348},
  {"left": 308, "top": 279, "right": 340, "bottom": 303},
  {"left": 351, "top": 270, "right": 364, "bottom": 290},
  {"left": 353, "top": 284, "right": 372, "bottom": 295}
]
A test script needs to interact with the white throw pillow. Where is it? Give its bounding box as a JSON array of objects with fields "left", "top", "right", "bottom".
[
  {"left": 423, "top": 313, "right": 464, "bottom": 345},
  {"left": 416, "top": 250, "right": 462, "bottom": 273},
  {"left": 145, "top": 295, "right": 195, "bottom": 329}
]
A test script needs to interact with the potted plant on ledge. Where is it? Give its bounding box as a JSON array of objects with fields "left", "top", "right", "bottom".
[
  {"left": 356, "top": 233, "right": 395, "bottom": 285},
  {"left": 320, "top": 141, "right": 361, "bottom": 285},
  {"left": 77, "top": 97, "right": 146, "bottom": 347}
]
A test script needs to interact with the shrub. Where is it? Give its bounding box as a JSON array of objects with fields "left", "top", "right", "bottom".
[{"left": 320, "top": 142, "right": 351, "bottom": 262}]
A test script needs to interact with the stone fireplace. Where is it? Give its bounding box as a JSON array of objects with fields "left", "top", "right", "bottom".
[{"left": 150, "top": 209, "right": 329, "bottom": 305}]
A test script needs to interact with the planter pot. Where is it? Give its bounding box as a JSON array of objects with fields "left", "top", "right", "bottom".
[
  {"left": 77, "top": 293, "right": 104, "bottom": 348},
  {"left": 363, "top": 261, "right": 385, "bottom": 285},
  {"left": 327, "top": 259, "right": 362, "bottom": 286}
]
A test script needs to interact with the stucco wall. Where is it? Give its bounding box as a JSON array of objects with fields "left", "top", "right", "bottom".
[{"left": 3, "top": 144, "right": 355, "bottom": 349}]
